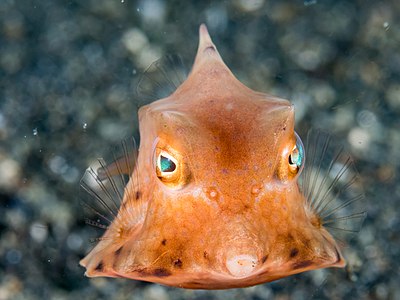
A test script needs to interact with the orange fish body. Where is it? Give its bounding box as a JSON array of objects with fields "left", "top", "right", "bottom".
[{"left": 80, "top": 24, "right": 361, "bottom": 289}]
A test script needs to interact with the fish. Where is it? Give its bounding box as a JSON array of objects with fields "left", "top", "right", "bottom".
[{"left": 79, "top": 24, "right": 366, "bottom": 289}]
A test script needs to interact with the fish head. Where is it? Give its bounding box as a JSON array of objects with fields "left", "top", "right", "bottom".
[{"left": 80, "top": 24, "right": 345, "bottom": 289}]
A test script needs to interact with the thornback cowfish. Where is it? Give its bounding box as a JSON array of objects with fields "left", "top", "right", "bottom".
[{"left": 79, "top": 24, "right": 366, "bottom": 289}]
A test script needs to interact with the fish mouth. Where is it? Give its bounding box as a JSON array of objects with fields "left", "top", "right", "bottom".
[{"left": 225, "top": 254, "right": 258, "bottom": 277}]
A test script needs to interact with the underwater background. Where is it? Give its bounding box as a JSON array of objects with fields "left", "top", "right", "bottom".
[{"left": 0, "top": 0, "right": 399, "bottom": 299}]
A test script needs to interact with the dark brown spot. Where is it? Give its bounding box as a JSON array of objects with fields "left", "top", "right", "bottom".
[
  {"left": 136, "top": 268, "right": 148, "bottom": 276},
  {"left": 153, "top": 268, "right": 171, "bottom": 277},
  {"left": 161, "top": 239, "right": 167, "bottom": 246},
  {"left": 292, "top": 260, "right": 313, "bottom": 270},
  {"left": 173, "top": 259, "right": 183, "bottom": 268},
  {"left": 135, "top": 191, "right": 141, "bottom": 200},
  {"left": 94, "top": 260, "right": 104, "bottom": 271},
  {"left": 290, "top": 248, "right": 299, "bottom": 258},
  {"left": 203, "top": 251, "right": 209, "bottom": 259},
  {"left": 287, "top": 233, "right": 294, "bottom": 241},
  {"left": 261, "top": 255, "right": 268, "bottom": 263},
  {"left": 115, "top": 246, "right": 123, "bottom": 257},
  {"left": 136, "top": 267, "right": 171, "bottom": 277}
]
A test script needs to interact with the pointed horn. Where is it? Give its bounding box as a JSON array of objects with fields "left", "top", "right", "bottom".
[
  {"left": 192, "top": 24, "right": 227, "bottom": 70},
  {"left": 198, "top": 24, "right": 217, "bottom": 54},
  {"left": 172, "top": 24, "right": 243, "bottom": 100}
]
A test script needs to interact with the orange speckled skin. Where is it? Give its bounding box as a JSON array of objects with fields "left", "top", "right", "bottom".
[{"left": 80, "top": 25, "right": 344, "bottom": 289}]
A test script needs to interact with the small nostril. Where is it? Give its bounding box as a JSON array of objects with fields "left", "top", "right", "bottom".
[
  {"left": 251, "top": 184, "right": 262, "bottom": 195},
  {"left": 204, "top": 187, "right": 219, "bottom": 199}
]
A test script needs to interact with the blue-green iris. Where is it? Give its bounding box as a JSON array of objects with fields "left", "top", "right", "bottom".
[
  {"left": 160, "top": 155, "right": 176, "bottom": 172},
  {"left": 291, "top": 133, "right": 304, "bottom": 168},
  {"left": 294, "top": 138, "right": 304, "bottom": 167}
]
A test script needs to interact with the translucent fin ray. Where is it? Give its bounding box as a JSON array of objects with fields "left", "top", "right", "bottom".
[
  {"left": 79, "top": 136, "right": 140, "bottom": 235},
  {"left": 136, "top": 54, "right": 187, "bottom": 106},
  {"left": 300, "top": 129, "right": 366, "bottom": 243}
]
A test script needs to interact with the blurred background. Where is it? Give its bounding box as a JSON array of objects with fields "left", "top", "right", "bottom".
[{"left": 0, "top": 0, "right": 399, "bottom": 299}]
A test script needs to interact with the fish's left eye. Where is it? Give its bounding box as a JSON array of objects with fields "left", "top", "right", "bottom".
[{"left": 288, "top": 132, "right": 305, "bottom": 174}]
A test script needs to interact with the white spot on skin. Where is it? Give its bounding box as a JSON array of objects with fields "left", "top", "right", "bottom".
[
  {"left": 251, "top": 185, "right": 261, "bottom": 195},
  {"left": 192, "top": 187, "right": 202, "bottom": 198},
  {"left": 225, "top": 103, "right": 234, "bottom": 111},
  {"left": 226, "top": 254, "right": 258, "bottom": 277},
  {"left": 210, "top": 190, "right": 217, "bottom": 198},
  {"left": 199, "top": 188, "right": 219, "bottom": 208}
]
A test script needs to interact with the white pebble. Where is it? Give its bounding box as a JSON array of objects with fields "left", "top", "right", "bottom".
[
  {"left": 348, "top": 127, "right": 371, "bottom": 150},
  {"left": 30, "top": 222, "right": 48, "bottom": 243},
  {"left": 122, "top": 28, "right": 148, "bottom": 55},
  {"left": 236, "top": 0, "right": 265, "bottom": 12}
]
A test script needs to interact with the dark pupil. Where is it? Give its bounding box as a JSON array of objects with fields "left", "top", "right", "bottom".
[{"left": 160, "top": 155, "right": 176, "bottom": 172}]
